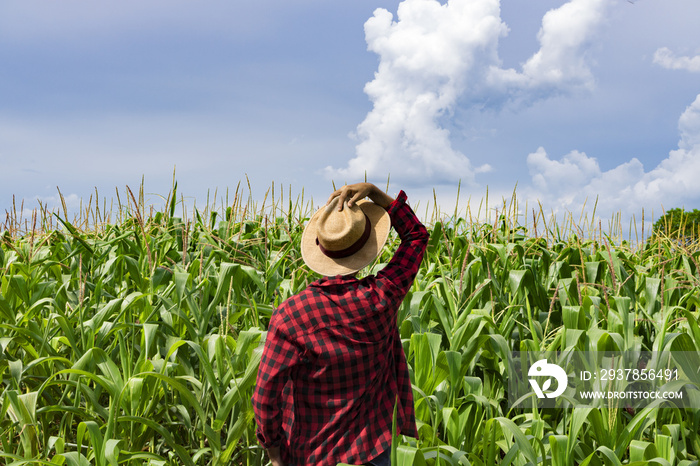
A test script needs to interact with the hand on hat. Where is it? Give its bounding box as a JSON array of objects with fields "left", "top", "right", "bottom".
[{"left": 326, "top": 182, "right": 394, "bottom": 211}]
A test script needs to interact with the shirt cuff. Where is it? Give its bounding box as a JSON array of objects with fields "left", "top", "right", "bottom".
[
  {"left": 256, "top": 428, "right": 282, "bottom": 450},
  {"left": 386, "top": 190, "right": 407, "bottom": 215}
]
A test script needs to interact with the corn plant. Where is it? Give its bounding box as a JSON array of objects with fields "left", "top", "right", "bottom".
[{"left": 2, "top": 182, "right": 700, "bottom": 465}]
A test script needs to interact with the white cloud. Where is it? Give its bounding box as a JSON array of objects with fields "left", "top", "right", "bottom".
[
  {"left": 493, "top": 0, "right": 606, "bottom": 93},
  {"left": 633, "top": 94, "right": 700, "bottom": 202},
  {"left": 528, "top": 148, "right": 602, "bottom": 195},
  {"left": 678, "top": 93, "right": 700, "bottom": 150},
  {"left": 326, "top": 0, "right": 608, "bottom": 185},
  {"left": 526, "top": 147, "right": 646, "bottom": 213},
  {"left": 653, "top": 47, "right": 700, "bottom": 73},
  {"left": 525, "top": 94, "right": 700, "bottom": 216},
  {"left": 325, "top": 0, "right": 505, "bottom": 185}
]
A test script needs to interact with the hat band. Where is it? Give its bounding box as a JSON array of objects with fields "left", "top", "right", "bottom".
[{"left": 316, "top": 213, "right": 372, "bottom": 259}]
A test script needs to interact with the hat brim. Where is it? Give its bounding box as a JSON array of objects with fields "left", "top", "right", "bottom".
[{"left": 301, "top": 200, "right": 391, "bottom": 276}]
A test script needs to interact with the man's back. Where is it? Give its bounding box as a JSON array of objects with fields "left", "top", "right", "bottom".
[{"left": 253, "top": 186, "right": 428, "bottom": 466}]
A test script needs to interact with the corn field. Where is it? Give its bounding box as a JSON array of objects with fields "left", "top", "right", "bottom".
[{"left": 1, "top": 182, "right": 700, "bottom": 466}]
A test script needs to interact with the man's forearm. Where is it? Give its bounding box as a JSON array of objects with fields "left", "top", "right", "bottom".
[
  {"left": 266, "top": 446, "right": 284, "bottom": 466},
  {"left": 366, "top": 184, "right": 394, "bottom": 209},
  {"left": 327, "top": 182, "right": 395, "bottom": 210}
]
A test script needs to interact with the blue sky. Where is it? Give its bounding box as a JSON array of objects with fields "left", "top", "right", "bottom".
[{"left": 2, "top": 0, "right": 700, "bottom": 231}]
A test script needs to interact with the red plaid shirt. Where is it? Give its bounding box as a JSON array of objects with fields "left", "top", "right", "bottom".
[{"left": 252, "top": 191, "right": 428, "bottom": 466}]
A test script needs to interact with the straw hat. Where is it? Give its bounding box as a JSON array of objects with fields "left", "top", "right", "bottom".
[{"left": 301, "top": 197, "right": 391, "bottom": 276}]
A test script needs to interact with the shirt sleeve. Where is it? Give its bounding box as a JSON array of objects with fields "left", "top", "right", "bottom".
[
  {"left": 251, "top": 318, "right": 301, "bottom": 449},
  {"left": 376, "top": 190, "right": 429, "bottom": 298}
]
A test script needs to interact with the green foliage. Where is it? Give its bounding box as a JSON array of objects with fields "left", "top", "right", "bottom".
[
  {"left": 652, "top": 208, "right": 700, "bottom": 246},
  {"left": 2, "top": 188, "right": 700, "bottom": 465}
]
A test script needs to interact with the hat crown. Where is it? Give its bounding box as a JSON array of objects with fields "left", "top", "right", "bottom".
[
  {"left": 301, "top": 197, "right": 390, "bottom": 276},
  {"left": 316, "top": 198, "right": 366, "bottom": 251}
]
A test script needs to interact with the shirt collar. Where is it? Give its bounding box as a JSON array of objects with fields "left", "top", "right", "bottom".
[{"left": 311, "top": 274, "right": 359, "bottom": 287}]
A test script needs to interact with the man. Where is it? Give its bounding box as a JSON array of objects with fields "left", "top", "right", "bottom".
[{"left": 252, "top": 182, "right": 429, "bottom": 466}]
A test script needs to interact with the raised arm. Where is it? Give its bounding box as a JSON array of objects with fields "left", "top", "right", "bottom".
[
  {"left": 326, "top": 183, "right": 428, "bottom": 297},
  {"left": 376, "top": 190, "right": 429, "bottom": 296},
  {"left": 326, "top": 182, "right": 394, "bottom": 210}
]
